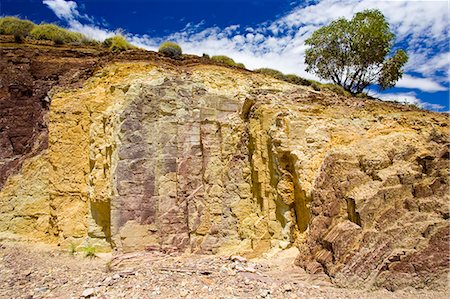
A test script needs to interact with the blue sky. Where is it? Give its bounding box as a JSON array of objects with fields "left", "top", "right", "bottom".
[{"left": 2, "top": 0, "right": 449, "bottom": 111}]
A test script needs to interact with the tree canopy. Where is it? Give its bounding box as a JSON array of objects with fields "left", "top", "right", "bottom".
[{"left": 305, "top": 9, "right": 408, "bottom": 94}]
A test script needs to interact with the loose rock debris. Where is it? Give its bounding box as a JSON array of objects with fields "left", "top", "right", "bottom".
[{"left": 0, "top": 243, "right": 447, "bottom": 299}]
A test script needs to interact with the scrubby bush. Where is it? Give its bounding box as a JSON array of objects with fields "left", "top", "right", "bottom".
[
  {"left": 284, "top": 74, "right": 311, "bottom": 86},
  {"left": 103, "top": 35, "right": 134, "bottom": 52},
  {"left": 81, "top": 245, "right": 97, "bottom": 258},
  {"left": 29, "top": 23, "right": 83, "bottom": 44},
  {"left": 0, "top": 16, "right": 35, "bottom": 42},
  {"left": 310, "top": 81, "right": 322, "bottom": 91},
  {"left": 254, "top": 68, "right": 312, "bottom": 87},
  {"left": 81, "top": 37, "right": 101, "bottom": 47},
  {"left": 407, "top": 103, "right": 421, "bottom": 110},
  {"left": 210, "top": 55, "right": 245, "bottom": 68},
  {"left": 211, "top": 55, "right": 236, "bottom": 66},
  {"left": 254, "top": 68, "right": 285, "bottom": 80},
  {"left": 355, "top": 92, "right": 370, "bottom": 99},
  {"left": 69, "top": 243, "right": 77, "bottom": 255},
  {"left": 158, "top": 41, "right": 182, "bottom": 59},
  {"left": 202, "top": 53, "right": 210, "bottom": 59},
  {"left": 0, "top": 16, "right": 104, "bottom": 48},
  {"left": 303, "top": 80, "right": 353, "bottom": 96},
  {"left": 321, "top": 83, "right": 352, "bottom": 96}
]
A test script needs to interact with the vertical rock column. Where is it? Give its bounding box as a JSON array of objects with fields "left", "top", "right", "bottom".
[
  {"left": 178, "top": 119, "right": 205, "bottom": 250},
  {"left": 48, "top": 92, "right": 91, "bottom": 244},
  {"left": 112, "top": 83, "right": 192, "bottom": 251},
  {"left": 247, "top": 105, "right": 308, "bottom": 252},
  {"left": 112, "top": 92, "right": 160, "bottom": 251}
]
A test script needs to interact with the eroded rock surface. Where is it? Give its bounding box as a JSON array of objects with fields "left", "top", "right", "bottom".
[{"left": 0, "top": 43, "right": 448, "bottom": 290}]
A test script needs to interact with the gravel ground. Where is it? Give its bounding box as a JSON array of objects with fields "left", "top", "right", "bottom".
[{"left": 0, "top": 242, "right": 447, "bottom": 299}]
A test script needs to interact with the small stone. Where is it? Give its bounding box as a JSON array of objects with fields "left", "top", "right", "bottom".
[
  {"left": 259, "top": 289, "right": 270, "bottom": 298},
  {"left": 81, "top": 288, "right": 95, "bottom": 298},
  {"left": 235, "top": 263, "right": 257, "bottom": 273},
  {"left": 112, "top": 274, "right": 121, "bottom": 280},
  {"left": 283, "top": 283, "right": 293, "bottom": 292},
  {"left": 230, "top": 255, "right": 247, "bottom": 263},
  {"left": 244, "top": 264, "right": 256, "bottom": 273},
  {"left": 179, "top": 289, "right": 189, "bottom": 297},
  {"left": 103, "top": 277, "right": 112, "bottom": 285},
  {"left": 34, "top": 286, "right": 48, "bottom": 293},
  {"left": 279, "top": 240, "right": 290, "bottom": 249}
]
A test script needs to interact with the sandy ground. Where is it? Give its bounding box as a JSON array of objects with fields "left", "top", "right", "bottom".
[{"left": 0, "top": 242, "right": 447, "bottom": 299}]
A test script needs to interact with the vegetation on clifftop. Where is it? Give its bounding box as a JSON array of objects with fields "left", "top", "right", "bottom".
[
  {"left": 0, "top": 16, "right": 35, "bottom": 42},
  {"left": 210, "top": 55, "right": 246, "bottom": 69},
  {"left": 158, "top": 41, "right": 183, "bottom": 59},
  {"left": 0, "top": 16, "right": 132, "bottom": 50},
  {"left": 0, "top": 13, "right": 403, "bottom": 100},
  {"left": 254, "top": 67, "right": 360, "bottom": 97},
  {"left": 29, "top": 23, "right": 85, "bottom": 44},
  {"left": 103, "top": 35, "right": 135, "bottom": 52}
]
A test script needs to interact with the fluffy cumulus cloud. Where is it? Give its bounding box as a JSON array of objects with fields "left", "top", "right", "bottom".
[
  {"left": 43, "top": 0, "right": 449, "bottom": 111},
  {"left": 396, "top": 75, "right": 447, "bottom": 93},
  {"left": 43, "top": 0, "right": 115, "bottom": 40},
  {"left": 42, "top": 0, "right": 79, "bottom": 20},
  {"left": 373, "top": 91, "right": 445, "bottom": 111}
]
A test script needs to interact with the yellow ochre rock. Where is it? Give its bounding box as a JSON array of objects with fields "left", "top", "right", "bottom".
[{"left": 0, "top": 60, "right": 448, "bottom": 290}]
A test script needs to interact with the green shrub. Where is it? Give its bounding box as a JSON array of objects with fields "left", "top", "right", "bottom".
[
  {"left": 81, "top": 245, "right": 97, "bottom": 258},
  {"left": 254, "top": 65, "right": 352, "bottom": 95},
  {"left": 355, "top": 92, "right": 370, "bottom": 99},
  {"left": 0, "top": 16, "right": 35, "bottom": 42},
  {"left": 253, "top": 67, "right": 322, "bottom": 91},
  {"left": 211, "top": 55, "right": 237, "bottom": 66},
  {"left": 310, "top": 81, "right": 322, "bottom": 91},
  {"left": 254, "top": 68, "right": 285, "bottom": 80},
  {"left": 158, "top": 41, "right": 182, "bottom": 59},
  {"left": 29, "top": 23, "right": 83, "bottom": 44},
  {"left": 210, "top": 55, "right": 246, "bottom": 68},
  {"left": 81, "top": 38, "right": 101, "bottom": 47},
  {"left": 103, "top": 35, "right": 134, "bottom": 52},
  {"left": 284, "top": 74, "right": 311, "bottom": 86},
  {"left": 202, "top": 53, "right": 210, "bottom": 59},
  {"left": 254, "top": 68, "right": 311, "bottom": 87},
  {"left": 69, "top": 243, "right": 77, "bottom": 255},
  {"left": 407, "top": 103, "right": 421, "bottom": 110},
  {"left": 321, "top": 83, "right": 352, "bottom": 96}
]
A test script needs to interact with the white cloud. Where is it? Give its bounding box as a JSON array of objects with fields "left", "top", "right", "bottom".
[
  {"left": 373, "top": 91, "right": 446, "bottom": 111},
  {"left": 374, "top": 91, "right": 421, "bottom": 105},
  {"left": 43, "top": 0, "right": 114, "bottom": 40},
  {"left": 396, "top": 74, "right": 447, "bottom": 92},
  {"left": 67, "top": 21, "right": 114, "bottom": 41},
  {"left": 43, "top": 0, "right": 78, "bottom": 20},
  {"left": 415, "top": 52, "right": 450, "bottom": 78}
]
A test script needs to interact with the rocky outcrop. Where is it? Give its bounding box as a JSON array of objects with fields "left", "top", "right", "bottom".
[
  {"left": 0, "top": 43, "right": 448, "bottom": 290},
  {"left": 0, "top": 44, "right": 105, "bottom": 240},
  {"left": 0, "top": 44, "right": 103, "bottom": 190}
]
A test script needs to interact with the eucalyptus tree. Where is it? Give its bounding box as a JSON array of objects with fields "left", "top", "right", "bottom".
[{"left": 305, "top": 9, "right": 408, "bottom": 94}]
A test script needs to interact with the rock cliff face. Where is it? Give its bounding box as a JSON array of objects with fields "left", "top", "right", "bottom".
[{"left": 0, "top": 44, "right": 448, "bottom": 290}]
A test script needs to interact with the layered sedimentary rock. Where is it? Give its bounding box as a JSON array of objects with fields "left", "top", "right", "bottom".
[
  {"left": 0, "top": 44, "right": 448, "bottom": 290},
  {"left": 0, "top": 44, "right": 103, "bottom": 239},
  {"left": 0, "top": 42, "right": 122, "bottom": 189}
]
